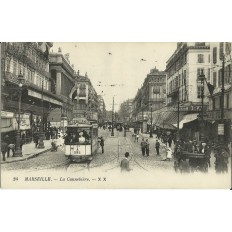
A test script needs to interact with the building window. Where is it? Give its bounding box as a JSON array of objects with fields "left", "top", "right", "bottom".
[
  {"left": 197, "top": 68, "right": 204, "bottom": 80},
  {"left": 13, "top": 61, "right": 17, "bottom": 74},
  {"left": 195, "top": 42, "right": 205, "bottom": 46},
  {"left": 197, "top": 86, "right": 203, "bottom": 98},
  {"left": 208, "top": 54, "right": 210, "bottom": 63},
  {"left": 212, "top": 98, "right": 215, "bottom": 110},
  {"left": 219, "top": 42, "right": 224, "bottom": 60},
  {"left": 225, "top": 64, "right": 231, "bottom": 84},
  {"left": 218, "top": 69, "right": 222, "bottom": 86},
  {"left": 198, "top": 54, "right": 204, "bottom": 63},
  {"left": 207, "top": 68, "right": 210, "bottom": 81},
  {"left": 213, "top": 47, "right": 217, "bottom": 64},
  {"left": 213, "top": 72, "right": 217, "bottom": 86},
  {"left": 219, "top": 96, "right": 223, "bottom": 109},
  {"left": 5, "top": 59, "right": 10, "bottom": 72},
  {"left": 226, "top": 94, "right": 229, "bottom": 109},
  {"left": 225, "top": 42, "right": 231, "bottom": 55}
]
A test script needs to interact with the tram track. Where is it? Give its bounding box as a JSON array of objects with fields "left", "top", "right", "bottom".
[{"left": 118, "top": 133, "right": 148, "bottom": 172}]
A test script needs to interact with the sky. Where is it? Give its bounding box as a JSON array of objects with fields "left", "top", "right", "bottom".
[{"left": 52, "top": 43, "right": 177, "bottom": 111}]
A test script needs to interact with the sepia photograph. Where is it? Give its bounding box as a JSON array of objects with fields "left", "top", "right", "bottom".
[{"left": 0, "top": 42, "right": 231, "bottom": 188}]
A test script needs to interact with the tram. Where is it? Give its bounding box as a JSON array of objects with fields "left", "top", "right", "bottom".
[
  {"left": 116, "top": 122, "right": 123, "bottom": 131},
  {"left": 64, "top": 118, "right": 99, "bottom": 162}
]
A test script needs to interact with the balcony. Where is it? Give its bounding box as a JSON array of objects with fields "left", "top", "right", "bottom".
[{"left": 6, "top": 100, "right": 50, "bottom": 114}]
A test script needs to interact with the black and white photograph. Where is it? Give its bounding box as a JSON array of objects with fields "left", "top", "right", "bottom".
[{"left": 0, "top": 42, "right": 231, "bottom": 188}]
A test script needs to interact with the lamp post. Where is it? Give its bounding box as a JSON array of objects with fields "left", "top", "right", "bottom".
[
  {"left": 177, "top": 91, "right": 180, "bottom": 141},
  {"left": 13, "top": 72, "right": 25, "bottom": 157},
  {"left": 150, "top": 104, "right": 153, "bottom": 138},
  {"left": 111, "top": 96, "right": 115, "bottom": 136},
  {"left": 218, "top": 56, "right": 225, "bottom": 144},
  {"left": 199, "top": 70, "right": 205, "bottom": 142},
  {"left": 141, "top": 102, "right": 144, "bottom": 133},
  {"left": 38, "top": 80, "right": 45, "bottom": 148}
]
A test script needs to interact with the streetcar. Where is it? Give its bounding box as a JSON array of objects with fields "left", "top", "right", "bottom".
[
  {"left": 116, "top": 122, "right": 123, "bottom": 131},
  {"left": 64, "top": 118, "right": 99, "bottom": 163}
]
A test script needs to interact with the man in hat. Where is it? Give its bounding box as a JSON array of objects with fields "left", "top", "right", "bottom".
[
  {"left": 120, "top": 152, "right": 131, "bottom": 172},
  {"left": 155, "top": 140, "right": 160, "bottom": 155},
  {"left": 100, "top": 137, "right": 104, "bottom": 153}
]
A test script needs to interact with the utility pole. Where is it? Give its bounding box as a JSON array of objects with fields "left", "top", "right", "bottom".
[
  {"left": 38, "top": 80, "right": 45, "bottom": 148},
  {"left": 221, "top": 56, "right": 225, "bottom": 121},
  {"left": 199, "top": 70, "right": 205, "bottom": 142},
  {"left": 150, "top": 104, "right": 153, "bottom": 138}
]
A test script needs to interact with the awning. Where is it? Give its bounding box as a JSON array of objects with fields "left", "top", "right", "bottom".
[
  {"left": 173, "top": 113, "right": 199, "bottom": 129},
  {"left": 28, "top": 90, "right": 63, "bottom": 106},
  {"left": 155, "top": 111, "right": 185, "bottom": 128}
]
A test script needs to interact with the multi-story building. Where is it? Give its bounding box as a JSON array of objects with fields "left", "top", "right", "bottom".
[
  {"left": 69, "top": 72, "right": 99, "bottom": 122},
  {"left": 165, "top": 42, "right": 211, "bottom": 140},
  {"left": 1, "top": 42, "right": 63, "bottom": 143},
  {"left": 132, "top": 67, "right": 166, "bottom": 132},
  {"left": 207, "top": 42, "right": 232, "bottom": 145},
  {"left": 49, "top": 49, "right": 76, "bottom": 126},
  {"left": 97, "top": 95, "right": 106, "bottom": 125},
  {"left": 118, "top": 99, "right": 133, "bottom": 124}
]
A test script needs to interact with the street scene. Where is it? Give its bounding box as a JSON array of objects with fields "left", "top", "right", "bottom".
[{"left": 1, "top": 42, "right": 231, "bottom": 188}]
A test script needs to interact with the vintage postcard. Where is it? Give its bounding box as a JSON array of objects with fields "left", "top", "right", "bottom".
[{"left": 0, "top": 42, "right": 231, "bottom": 188}]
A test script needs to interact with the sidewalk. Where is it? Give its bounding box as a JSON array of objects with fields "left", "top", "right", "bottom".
[{"left": 0, "top": 140, "right": 52, "bottom": 164}]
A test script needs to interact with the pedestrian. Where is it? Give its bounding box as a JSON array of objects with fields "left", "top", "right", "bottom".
[
  {"left": 204, "top": 143, "right": 211, "bottom": 168},
  {"left": 100, "top": 137, "right": 104, "bottom": 154},
  {"left": 145, "top": 139, "right": 150, "bottom": 156},
  {"left": 21, "top": 132, "right": 26, "bottom": 144},
  {"left": 168, "top": 136, "right": 172, "bottom": 148},
  {"left": 120, "top": 152, "right": 131, "bottom": 172},
  {"left": 166, "top": 147, "right": 172, "bottom": 161},
  {"left": 140, "top": 138, "right": 146, "bottom": 156},
  {"left": 7, "top": 143, "right": 15, "bottom": 157},
  {"left": 1, "top": 140, "right": 8, "bottom": 161},
  {"left": 155, "top": 139, "right": 160, "bottom": 156},
  {"left": 34, "top": 133, "right": 39, "bottom": 148},
  {"left": 136, "top": 133, "right": 139, "bottom": 143}
]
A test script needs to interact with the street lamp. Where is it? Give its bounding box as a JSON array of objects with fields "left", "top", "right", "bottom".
[
  {"left": 199, "top": 70, "right": 205, "bottom": 142},
  {"left": 111, "top": 96, "right": 115, "bottom": 136},
  {"left": 177, "top": 87, "right": 180, "bottom": 141},
  {"left": 38, "top": 80, "right": 45, "bottom": 148},
  {"left": 218, "top": 55, "right": 225, "bottom": 144},
  {"left": 13, "top": 72, "right": 25, "bottom": 157},
  {"left": 150, "top": 104, "right": 153, "bottom": 138}
]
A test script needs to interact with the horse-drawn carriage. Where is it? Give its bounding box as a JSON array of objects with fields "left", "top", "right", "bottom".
[{"left": 174, "top": 150, "right": 209, "bottom": 173}]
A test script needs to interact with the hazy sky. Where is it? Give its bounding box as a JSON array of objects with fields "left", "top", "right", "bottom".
[{"left": 52, "top": 43, "right": 177, "bottom": 111}]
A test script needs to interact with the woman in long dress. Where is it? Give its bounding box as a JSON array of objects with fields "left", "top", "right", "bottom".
[{"left": 166, "top": 147, "right": 172, "bottom": 161}]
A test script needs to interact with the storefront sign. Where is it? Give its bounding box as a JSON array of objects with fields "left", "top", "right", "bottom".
[
  {"left": 13, "top": 113, "right": 31, "bottom": 130},
  {"left": 218, "top": 124, "right": 224, "bottom": 135},
  {"left": 1, "top": 111, "right": 14, "bottom": 118},
  {"left": 173, "top": 105, "right": 208, "bottom": 112}
]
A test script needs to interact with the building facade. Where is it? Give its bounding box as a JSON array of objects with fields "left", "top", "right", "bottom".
[
  {"left": 132, "top": 67, "right": 166, "bottom": 132},
  {"left": 49, "top": 50, "right": 76, "bottom": 126},
  {"left": 1, "top": 42, "right": 63, "bottom": 143},
  {"left": 207, "top": 42, "right": 232, "bottom": 144},
  {"left": 165, "top": 42, "right": 211, "bottom": 140},
  {"left": 118, "top": 99, "right": 133, "bottom": 124},
  {"left": 69, "top": 72, "right": 99, "bottom": 122},
  {"left": 97, "top": 94, "right": 106, "bottom": 125}
]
